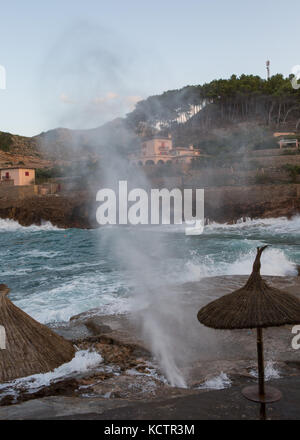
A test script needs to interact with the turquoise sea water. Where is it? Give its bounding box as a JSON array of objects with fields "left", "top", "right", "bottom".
[{"left": 1, "top": 217, "right": 299, "bottom": 324}]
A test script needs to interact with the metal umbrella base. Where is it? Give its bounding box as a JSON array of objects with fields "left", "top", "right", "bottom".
[{"left": 242, "top": 385, "right": 282, "bottom": 403}]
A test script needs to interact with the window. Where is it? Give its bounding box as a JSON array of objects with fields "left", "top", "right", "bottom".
[{"left": 25, "top": 171, "right": 29, "bottom": 176}]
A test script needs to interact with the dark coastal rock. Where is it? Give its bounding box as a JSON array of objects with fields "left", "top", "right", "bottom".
[
  {"left": 1, "top": 376, "right": 300, "bottom": 419},
  {"left": 0, "top": 184, "right": 300, "bottom": 229},
  {"left": 51, "top": 321, "right": 92, "bottom": 340},
  {"left": 75, "top": 334, "right": 151, "bottom": 363},
  {"left": 9, "top": 378, "right": 80, "bottom": 406},
  {"left": 84, "top": 318, "right": 112, "bottom": 335},
  {"left": 0, "top": 192, "right": 97, "bottom": 229},
  {"left": 0, "top": 395, "right": 131, "bottom": 420},
  {"left": 1, "top": 276, "right": 300, "bottom": 418},
  {"left": 204, "top": 184, "right": 300, "bottom": 224}
]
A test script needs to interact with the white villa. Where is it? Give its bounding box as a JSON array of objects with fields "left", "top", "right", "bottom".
[{"left": 130, "top": 135, "right": 201, "bottom": 166}]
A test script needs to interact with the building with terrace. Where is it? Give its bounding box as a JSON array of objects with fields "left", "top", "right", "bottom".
[{"left": 130, "top": 135, "right": 201, "bottom": 166}]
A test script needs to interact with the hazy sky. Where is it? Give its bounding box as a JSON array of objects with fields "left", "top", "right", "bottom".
[{"left": 0, "top": 0, "right": 299, "bottom": 136}]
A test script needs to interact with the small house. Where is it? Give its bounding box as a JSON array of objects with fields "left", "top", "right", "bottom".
[{"left": 0, "top": 167, "right": 35, "bottom": 186}]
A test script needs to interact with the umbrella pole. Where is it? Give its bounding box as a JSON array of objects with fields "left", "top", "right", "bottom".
[
  {"left": 242, "top": 326, "right": 282, "bottom": 411},
  {"left": 257, "top": 327, "right": 265, "bottom": 396}
]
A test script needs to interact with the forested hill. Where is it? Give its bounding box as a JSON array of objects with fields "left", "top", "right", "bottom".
[
  {"left": 126, "top": 74, "right": 300, "bottom": 153},
  {"left": 1, "top": 74, "right": 300, "bottom": 166}
]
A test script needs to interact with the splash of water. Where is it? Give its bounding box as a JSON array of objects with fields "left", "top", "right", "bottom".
[
  {"left": 197, "top": 372, "right": 232, "bottom": 390},
  {"left": 0, "top": 350, "right": 102, "bottom": 400}
]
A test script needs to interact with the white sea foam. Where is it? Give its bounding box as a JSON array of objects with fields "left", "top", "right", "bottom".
[
  {"left": 23, "top": 249, "right": 63, "bottom": 258},
  {"left": 0, "top": 350, "right": 102, "bottom": 398},
  {"left": 126, "top": 365, "right": 169, "bottom": 385},
  {"left": 1, "top": 268, "right": 33, "bottom": 276},
  {"left": 14, "top": 278, "right": 132, "bottom": 324},
  {"left": 224, "top": 248, "right": 297, "bottom": 277},
  {"left": 136, "top": 215, "right": 300, "bottom": 235},
  {"left": 249, "top": 360, "right": 281, "bottom": 381},
  {"left": 197, "top": 372, "right": 232, "bottom": 390},
  {"left": 206, "top": 215, "right": 300, "bottom": 233},
  {"left": 179, "top": 247, "right": 297, "bottom": 284},
  {"left": 0, "top": 218, "right": 63, "bottom": 232},
  {"left": 2, "top": 216, "right": 298, "bottom": 327}
]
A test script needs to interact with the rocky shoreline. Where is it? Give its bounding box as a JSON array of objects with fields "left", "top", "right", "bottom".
[
  {"left": 0, "top": 276, "right": 299, "bottom": 419},
  {"left": 0, "top": 184, "right": 299, "bottom": 229}
]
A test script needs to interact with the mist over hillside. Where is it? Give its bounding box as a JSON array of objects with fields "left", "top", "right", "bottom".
[
  {"left": 0, "top": 118, "right": 139, "bottom": 169},
  {"left": 1, "top": 73, "right": 300, "bottom": 168},
  {"left": 127, "top": 74, "right": 300, "bottom": 154}
]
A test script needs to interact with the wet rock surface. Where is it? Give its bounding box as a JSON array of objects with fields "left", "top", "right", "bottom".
[
  {"left": 0, "top": 276, "right": 299, "bottom": 419},
  {"left": 0, "top": 376, "right": 300, "bottom": 420},
  {"left": 0, "top": 192, "right": 96, "bottom": 229},
  {"left": 1, "top": 184, "right": 300, "bottom": 229}
]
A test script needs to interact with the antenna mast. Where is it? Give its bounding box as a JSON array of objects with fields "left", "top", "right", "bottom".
[{"left": 266, "top": 60, "right": 270, "bottom": 80}]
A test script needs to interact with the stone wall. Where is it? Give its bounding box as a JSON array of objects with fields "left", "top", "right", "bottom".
[
  {"left": 0, "top": 185, "right": 37, "bottom": 201},
  {"left": 248, "top": 148, "right": 299, "bottom": 157},
  {"left": 252, "top": 155, "right": 300, "bottom": 169},
  {"left": 0, "top": 183, "right": 61, "bottom": 201}
]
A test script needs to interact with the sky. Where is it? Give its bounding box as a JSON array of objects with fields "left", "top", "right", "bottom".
[{"left": 0, "top": 0, "right": 299, "bottom": 137}]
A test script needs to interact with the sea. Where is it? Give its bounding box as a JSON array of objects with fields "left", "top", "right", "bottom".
[{"left": 1, "top": 216, "right": 299, "bottom": 325}]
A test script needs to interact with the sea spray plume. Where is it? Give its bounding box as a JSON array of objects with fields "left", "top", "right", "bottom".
[
  {"left": 90, "top": 117, "right": 190, "bottom": 386},
  {"left": 39, "top": 22, "right": 136, "bottom": 130},
  {"left": 142, "top": 306, "right": 187, "bottom": 388},
  {"left": 98, "top": 178, "right": 189, "bottom": 387},
  {"left": 36, "top": 22, "right": 203, "bottom": 387},
  {"left": 38, "top": 21, "right": 168, "bottom": 132},
  {"left": 35, "top": 21, "right": 156, "bottom": 194}
]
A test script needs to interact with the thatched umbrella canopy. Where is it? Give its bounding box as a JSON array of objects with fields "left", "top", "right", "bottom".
[
  {"left": 197, "top": 246, "right": 300, "bottom": 408},
  {"left": 198, "top": 246, "right": 300, "bottom": 330},
  {"left": 0, "top": 284, "right": 75, "bottom": 382}
]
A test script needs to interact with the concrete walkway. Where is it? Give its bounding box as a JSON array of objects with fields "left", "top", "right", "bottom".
[{"left": 0, "top": 376, "right": 299, "bottom": 420}]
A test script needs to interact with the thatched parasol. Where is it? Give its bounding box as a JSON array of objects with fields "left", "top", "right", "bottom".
[
  {"left": 0, "top": 284, "right": 75, "bottom": 382},
  {"left": 197, "top": 246, "right": 300, "bottom": 409}
]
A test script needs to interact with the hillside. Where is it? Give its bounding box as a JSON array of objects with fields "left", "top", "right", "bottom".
[
  {"left": 0, "top": 118, "right": 139, "bottom": 170},
  {"left": 35, "top": 117, "right": 139, "bottom": 162},
  {"left": 0, "top": 131, "right": 53, "bottom": 169},
  {"left": 1, "top": 73, "right": 300, "bottom": 172},
  {"left": 126, "top": 74, "right": 300, "bottom": 154}
]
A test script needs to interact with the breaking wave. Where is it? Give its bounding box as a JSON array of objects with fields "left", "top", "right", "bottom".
[
  {"left": 0, "top": 350, "right": 103, "bottom": 400},
  {"left": 0, "top": 215, "right": 299, "bottom": 324},
  {"left": 0, "top": 218, "right": 63, "bottom": 232},
  {"left": 180, "top": 247, "right": 297, "bottom": 283}
]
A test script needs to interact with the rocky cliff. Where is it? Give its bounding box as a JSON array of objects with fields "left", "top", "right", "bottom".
[
  {"left": 205, "top": 184, "right": 300, "bottom": 223},
  {"left": 0, "top": 192, "right": 97, "bottom": 229},
  {"left": 0, "top": 184, "right": 299, "bottom": 229}
]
